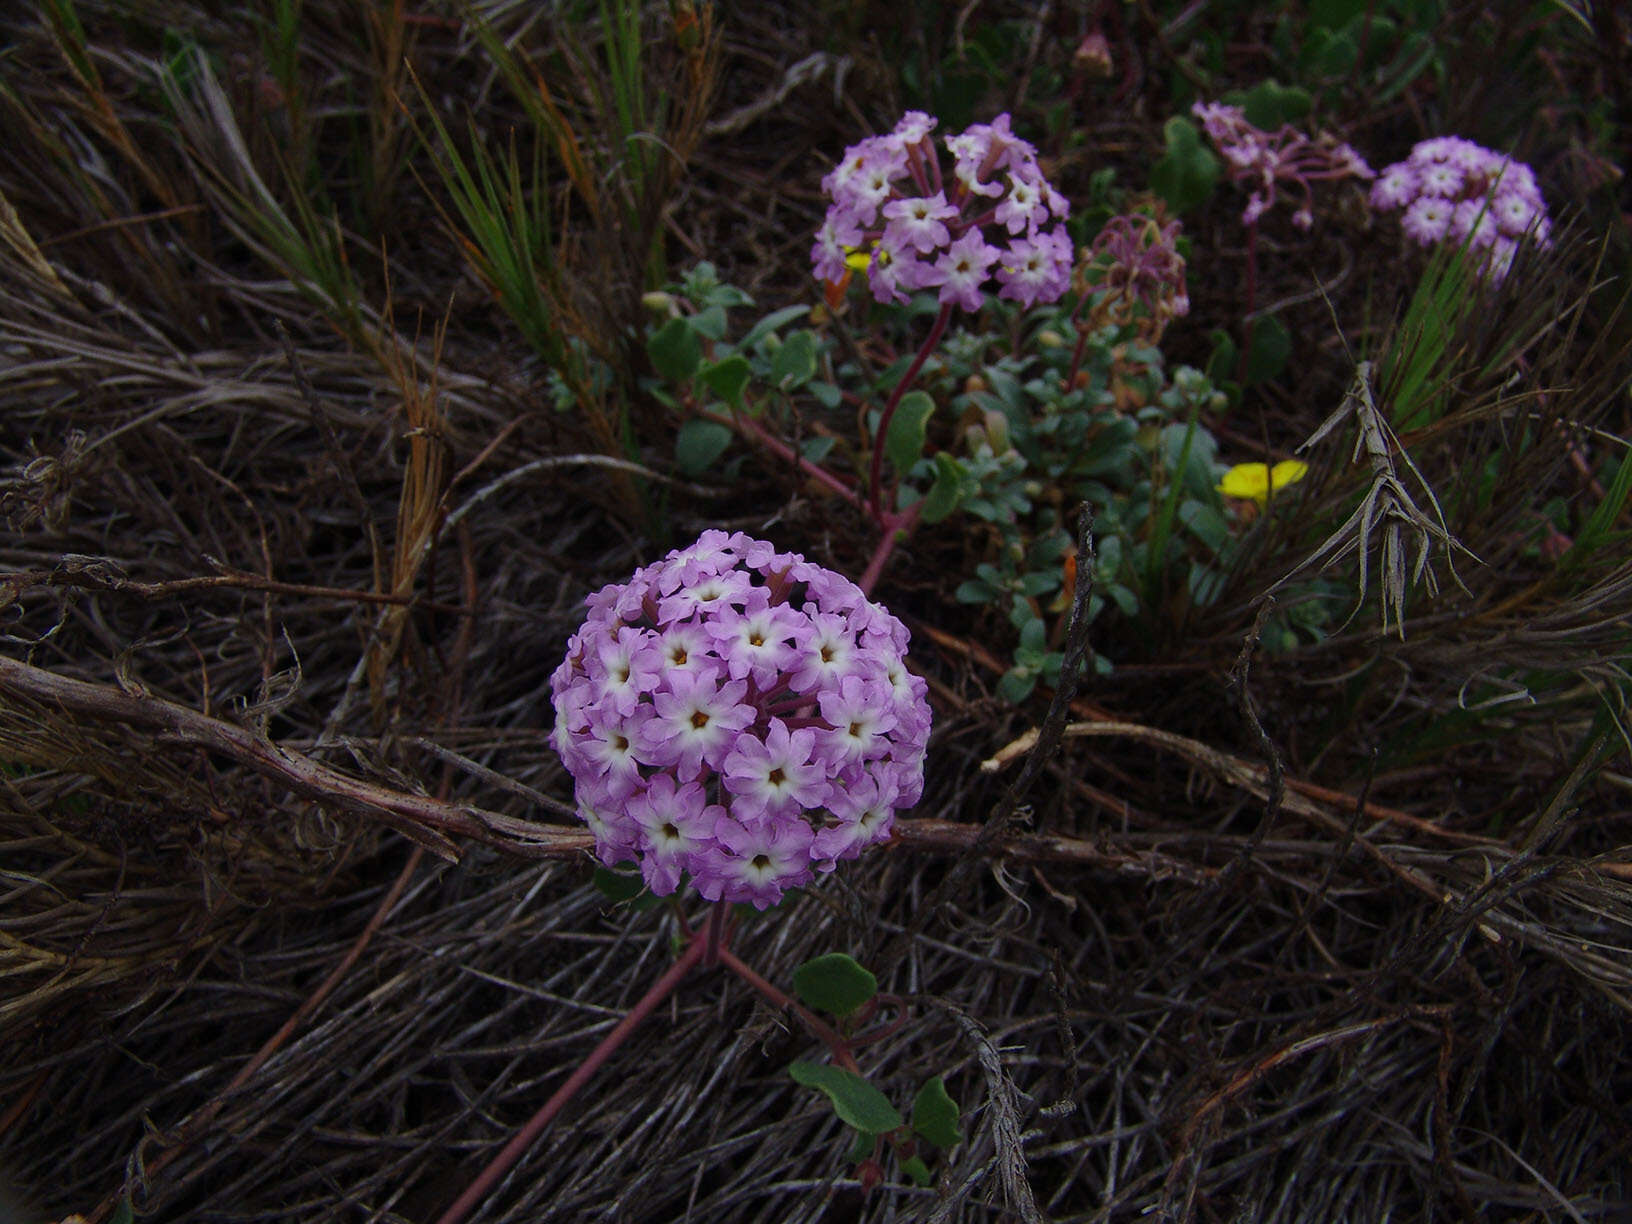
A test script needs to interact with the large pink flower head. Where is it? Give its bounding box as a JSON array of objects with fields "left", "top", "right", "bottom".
[
  {"left": 550, "top": 531, "right": 932, "bottom": 909},
  {"left": 1369, "top": 136, "right": 1552, "bottom": 281},
  {"left": 1191, "top": 101, "right": 1374, "bottom": 230},
  {"left": 813, "top": 110, "right": 1073, "bottom": 311}
]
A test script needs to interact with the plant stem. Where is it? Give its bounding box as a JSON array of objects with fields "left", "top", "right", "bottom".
[
  {"left": 701, "top": 901, "right": 731, "bottom": 968},
  {"left": 705, "top": 406, "right": 863, "bottom": 508},
  {"left": 434, "top": 933, "right": 709, "bottom": 1224},
  {"left": 857, "top": 500, "right": 922, "bottom": 597},
  {"left": 1235, "top": 221, "right": 1258, "bottom": 388},
  {"left": 868, "top": 302, "right": 953, "bottom": 521},
  {"left": 718, "top": 947, "right": 861, "bottom": 1074}
]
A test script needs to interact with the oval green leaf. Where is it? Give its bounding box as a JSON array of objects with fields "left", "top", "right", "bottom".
[
  {"left": 885, "top": 390, "right": 936, "bottom": 476},
  {"left": 675, "top": 419, "right": 732, "bottom": 476},
  {"left": 647, "top": 316, "right": 701, "bottom": 383},
  {"left": 792, "top": 952, "right": 877, "bottom": 1019},
  {"left": 788, "top": 1061, "right": 903, "bottom": 1133},
  {"left": 912, "top": 1076, "right": 963, "bottom": 1148},
  {"left": 700, "top": 354, "right": 752, "bottom": 411},
  {"left": 772, "top": 329, "right": 818, "bottom": 390}
]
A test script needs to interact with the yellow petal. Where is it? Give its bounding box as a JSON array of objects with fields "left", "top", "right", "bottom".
[{"left": 1218, "top": 460, "right": 1308, "bottom": 507}]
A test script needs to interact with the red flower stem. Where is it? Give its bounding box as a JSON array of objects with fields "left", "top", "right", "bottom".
[
  {"left": 701, "top": 406, "right": 863, "bottom": 508},
  {"left": 434, "top": 934, "right": 709, "bottom": 1224},
  {"left": 1236, "top": 220, "right": 1259, "bottom": 388},
  {"left": 857, "top": 500, "right": 922, "bottom": 597},
  {"left": 717, "top": 947, "right": 862, "bottom": 1074},
  {"left": 868, "top": 302, "right": 954, "bottom": 522},
  {"left": 701, "top": 901, "right": 731, "bottom": 968}
]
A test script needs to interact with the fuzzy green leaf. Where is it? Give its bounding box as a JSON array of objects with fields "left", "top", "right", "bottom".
[
  {"left": 1150, "top": 117, "right": 1219, "bottom": 214},
  {"left": 912, "top": 1076, "right": 963, "bottom": 1148},
  {"left": 648, "top": 317, "right": 701, "bottom": 383},
  {"left": 921, "top": 453, "right": 968, "bottom": 524},
  {"left": 885, "top": 391, "right": 937, "bottom": 476},
  {"left": 789, "top": 1062, "right": 903, "bottom": 1133},
  {"left": 1244, "top": 315, "right": 1291, "bottom": 386},
  {"left": 793, "top": 953, "right": 878, "bottom": 1019},
  {"left": 902, "top": 1155, "right": 932, "bottom": 1186},
  {"left": 772, "top": 329, "right": 819, "bottom": 390},
  {"left": 591, "top": 867, "right": 645, "bottom": 904},
  {"left": 675, "top": 420, "right": 732, "bottom": 476},
  {"left": 700, "top": 355, "right": 752, "bottom": 411}
]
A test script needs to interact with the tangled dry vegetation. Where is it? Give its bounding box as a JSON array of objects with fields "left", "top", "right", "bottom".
[{"left": 2, "top": 4, "right": 1630, "bottom": 1222}]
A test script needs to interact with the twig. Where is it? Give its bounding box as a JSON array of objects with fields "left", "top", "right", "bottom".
[{"left": 0, "top": 656, "right": 590, "bottom": 860}]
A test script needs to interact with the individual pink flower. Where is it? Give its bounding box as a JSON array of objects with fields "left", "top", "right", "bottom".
[{"left": 927, "top": 229, "right": 1002, "bottom": 312}]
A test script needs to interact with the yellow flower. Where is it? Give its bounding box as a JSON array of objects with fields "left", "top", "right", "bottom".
[
  {"left": 844, "top": 245, "right": 876, "bottom": 273},
  {"left": 1217, "top": 459, "right": 1309, "bottom": 506}
]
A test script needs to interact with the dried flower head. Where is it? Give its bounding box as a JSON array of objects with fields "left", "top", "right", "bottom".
[
  {"left": 1191, "top": 101, "right": 1374, "bottom": 230},
  {"left": 813, "top": 111, "right": 1073, "bottom": 311},
  {"left": 551, "top": 532, "right": 931, "bottom": 908},
  {"left": 1078, "top": 207, "right": 1190, "bottom": 341}
]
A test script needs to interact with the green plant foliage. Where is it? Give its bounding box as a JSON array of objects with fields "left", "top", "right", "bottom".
[
  {"left": 648, "top": 316, "right": 703, "bottom": 383},
  {"left": 700, "top": 354, "right": 752, "bottom": 410},
  {"left": 885, "top": 391, "right": 937, "bottom": 476},
  {"left": 788, "top": 1061, "right": 904, "bottom": 1133},
  {"left": 911, "top": 1076, "right": 963, "bottom": 1147},
  {"left": 901, "top": 1155, "right": 932, "bottom": 1186},
  {"left": 675, "top": 419, "right": 733, "bottom": 476},
  {"left": 792, "top": 953, "right": 878, "bottom": 1019},
  {"left": 1229, "top": 78, "right": 1313, "bottom": 129},
  {"left": 771, "top": 329, "right": 819, "bottom": 391},
  {"left": 1244, "top": 314, "right": 1292, "bottom": 386},
  {"left": 1150, "top": 116, "right": 1220, "bottom": 214}
]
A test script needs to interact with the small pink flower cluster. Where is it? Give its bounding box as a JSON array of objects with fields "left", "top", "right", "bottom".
[
  {"left": 812, "top": 111, "right": 1073, "bottom": 311},
  {"left": 1369, "top": 136, "right": 1551, "bottom": 280},
  {"left": 551, "top": 531, "right": 931, "bottom": 909},
  {"left": 1192, "top": 101, "right": 1374, "bottom": 230}
]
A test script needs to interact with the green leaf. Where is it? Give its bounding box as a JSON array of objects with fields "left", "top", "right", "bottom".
[
  {"left": 1309, "top": 0, "right": 1367, "bottom": 27},
  {"left": 741, "top": 303, "right": 811, "bottom": 350},
  {"left": 675, "top": 419, "right": 732, "bottom": 476},
  {"left": 690, "top": 304, "right": 729, "bottom": 340},
  {"left": 789, "top": 1062, "right": 904, "bottom": 1133},
  {"left": 921, "top": 453, "right": 966, "bottom": 524},
  {"left": 592, "top": 866, "right": 646, "bottom": 904},
  {"left": 793, "top": 953, "right": 878, "bottom": 1019},
  {"left": 800, "top": 435, "right": 836, "bottom": 463},
  {"left": 1178, "top": 500, "right": 1232, "bottom": 553},
  {"left": 648, "top": 317, "right": 701, "bottom": 383},
  {"left": 1244, "top": 315, "right": 1291, "bottom": 386},
  {"left": 1149, "top": 116, "right": 1220, "bottom": 214},
  {"left": 772, "top": 329, "right": 818, "bottom": 390},
  {"left": 700, "top": 355, "right": 752, "bottom": 411},
  {"left": 110, "top": 1199, "right": 134, "bottom": 1224},
  {"left": 912, "top": 1076, "right": 963, "bottom": 1147},
  {"left": 885, "top": 391, "right": 937, "bottom": 476},
  {"left": 810, "top": 381, "right": 842, "bottom": 409},
  {"left": 955, "top": 579, "right": 997, "bottom": 603},
  {"left": 1236, "top": 79, "right": 1312, "bottom": 129},
  {"left": 902, "top": 1155, "right": 933, "bottom": 1186},
  {"left": 845, "top": 1129, "right": 877, "bottom": 1164},
  {"left": 997, "top": 668, "right": 1038, "bottom": 703}
]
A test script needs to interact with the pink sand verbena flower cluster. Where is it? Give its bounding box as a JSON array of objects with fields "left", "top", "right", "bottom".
[
  {"left": 551, "top": 531, "right": 931, "bottom": 909},
  {"left": 1369, "top": 136, "right": 1552, "bottom": 280},
  {"left": 1192, "top": 101, "right": 1374, "bottom": 230},
  {"left": 812, "top": 111, "right": 1073, "bottom": 311}
]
